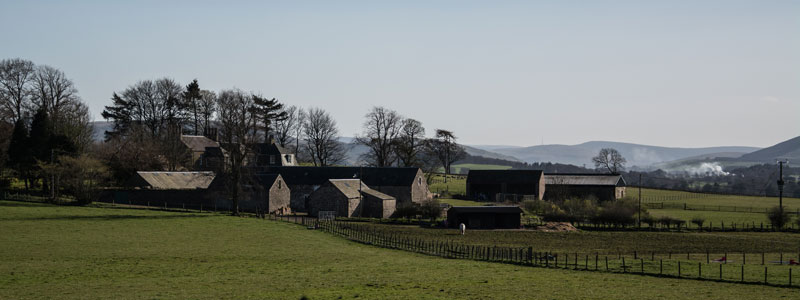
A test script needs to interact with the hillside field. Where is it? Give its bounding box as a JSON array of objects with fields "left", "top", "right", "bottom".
[{"left": 2, "top": 201, "right": 798, "bottom": 299}]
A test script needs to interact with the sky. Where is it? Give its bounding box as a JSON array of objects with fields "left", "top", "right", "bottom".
[{"left": 1, "top": 0, "right": 798, "bottom": 148}]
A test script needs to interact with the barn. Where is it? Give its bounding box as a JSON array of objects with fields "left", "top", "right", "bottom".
[
  {"left": 544, "top": 173, "right": 626, "bottom": 201},
  {"left": 258, "top": 166, "right": 429, "bottom": 212},
  {"left": 207, "top": 173, "right": 292, "bottom": 214},
  {"left": 446, "top": 206, "right": 523, "bottom": 229},
  {"left": 307, "top": 179, "right": 396, "bottom": 218},
  {"left": 466, "top": 170, "right": 545, "bottom": 201}
]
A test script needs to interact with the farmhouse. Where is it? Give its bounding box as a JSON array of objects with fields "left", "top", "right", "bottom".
[
  {"left": 446, "top": 206, "right": 523, "bottom": 229},
  {"left": 466, "top": 170, "right": 545, "bottom": 201},
  {"left": 307, "top": 179, "right": 396, "bottom": 218},
  {"left": 544, "top": 173, "right": 626, "bottom": 201},
  {"left": 258, "top": 166, "right": 429, "bottom": 212},
  {"left": 254, "top": 143, "right": 297, "bottom": 166},
  {"left": 180, "top": 128, "right": 226, "bottom": 171}
]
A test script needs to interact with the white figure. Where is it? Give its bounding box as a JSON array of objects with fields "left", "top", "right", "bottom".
[{"left": 459, "top": 223, "right": 466, "bottom": 235}]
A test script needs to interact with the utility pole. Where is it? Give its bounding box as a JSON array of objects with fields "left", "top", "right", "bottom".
[
  {"left": 638, "top": 173, "right": 642, "bottom": 228},
  {"left": 778, "top": 160, "right": 788, "bottom": 214}
]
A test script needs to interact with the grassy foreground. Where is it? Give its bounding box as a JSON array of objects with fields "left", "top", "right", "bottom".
[{"left": 1, "top": 201, "right": 798, "bottom": 299}]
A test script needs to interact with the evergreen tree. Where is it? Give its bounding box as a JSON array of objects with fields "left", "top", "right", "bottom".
[
  {"left": 28, "top": 109, "right": 51, "bottom": 162},
  {"left": 252, "top": 95, "right": 287, "bottom": 143},
  {"left": 7, "top": 118, "right": 32, "bottom": 190},
  {"left": 182, "top": 79, "right": 202, "bottom": 135}
]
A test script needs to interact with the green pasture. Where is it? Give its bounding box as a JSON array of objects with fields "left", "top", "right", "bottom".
[{"left": 1, "top": 201, "right": 798, "bottom": 299}]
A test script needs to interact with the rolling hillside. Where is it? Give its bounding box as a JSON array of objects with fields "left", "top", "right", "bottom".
[
  {"left": 479, "top": 141, "right": 760, "bottom": 168},
  {"left": 738, "top": 136, "right": 800, "bottom": 163}
]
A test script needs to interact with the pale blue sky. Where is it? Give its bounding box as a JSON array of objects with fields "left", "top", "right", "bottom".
[{"left": 1, "top": 0, "right": 798, "bottom": 148}]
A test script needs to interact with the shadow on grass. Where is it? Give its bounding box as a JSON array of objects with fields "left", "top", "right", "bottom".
[
  {"left": 0, "top": 201, "right": 51, "bottom": 207},
  {"left": 3, "top": 214, "right": 213, "bottom": 222}
]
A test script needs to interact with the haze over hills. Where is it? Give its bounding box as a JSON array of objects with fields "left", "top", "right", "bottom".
[
  {"left": 471, "top": 141, "right": 760, "bottom": 169},
  {"left": 738, "top": 136, "right": 800, "bottom": 163}
]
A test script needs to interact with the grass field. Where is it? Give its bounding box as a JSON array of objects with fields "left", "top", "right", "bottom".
[
  {"left": 2, "top": 201, "right": 798, "bottom": 299},
  {"left": 438, "top": 163, "right": 512, "bottom": 174}
]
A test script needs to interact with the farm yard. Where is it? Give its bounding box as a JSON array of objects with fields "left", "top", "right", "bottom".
[{"left": 2, "top": 200, "right": 799, "bottom": 299}]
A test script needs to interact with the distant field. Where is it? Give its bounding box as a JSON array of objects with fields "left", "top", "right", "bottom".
[
  {"left": 439, "top": 163, "right": 512, "bottom": 174},
  {"left": 638, "top": 187, "right": 800, "bottom": 210},
  {"left": 5, "top": 201, "right": 798, "bottom": 299}
]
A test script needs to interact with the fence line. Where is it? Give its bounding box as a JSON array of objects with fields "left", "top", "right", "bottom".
[{"left": 269, "top": 216, "right": 798, "bottom": 288}]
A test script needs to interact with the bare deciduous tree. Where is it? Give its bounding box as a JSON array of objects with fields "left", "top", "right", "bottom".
[
  {"left": 0, "top": 58, "right": 35, "bottom": 122},
  {"left": 217, "top": 88, "right": 259, "bottom": 214},
  {"left": 102, "top": 78, "right": 184, "bottom": 139},
  {"left": 302, "top": 107, "right": 344, "bottom": 166},
  {"left": 426, "top": 129, "right": 466, "bottom": 177},
  {"left": 198, "top": 90, "right": 217, "bottom": 134},
  {"left": 30, "top": 65, "right": 80, "bottom": 126},
  {"left": 356, "top": 106, "right": 403, "bottom": 167},
  {"left": 396, "top": 118, "right": 425, "bottom": 167},
  {"left": 592, "top": 148, "right": 626, "bottom": 173},
  {"left": 274, "top": 105, "right": 300, "bottom": 147}
]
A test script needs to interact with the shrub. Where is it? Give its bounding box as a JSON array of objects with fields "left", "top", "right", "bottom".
[
  {"left": 541, "top": 204, "right": 571, "bottom": 222},
  {"left": 592, "top": 197, "right": 639, "bottom": 227},
  {"left": 394, "top": 202, "right": 419, "bottom": 219},
  {"left": 560, "top": 198, "right": 598, "bottom": 223},
  {"left": 768, "top": 206, "right": 792, "bottom": 229},
  {"left": 641, "top": 214, "right": 656, "bottom": 228},
  {"left": 657, "top": 216, "right": 685, "bottom": 229},
  {"left": 690, "top": 217, "right": 705, "bottom": 228},
  {"left": 419, "top": 199, "right": 442, "bottom": 221},
  {"left": 522, "top": 199, "right": 548, "bottom": 214}
]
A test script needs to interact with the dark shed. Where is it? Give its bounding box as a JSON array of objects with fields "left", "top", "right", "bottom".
[
  {"left": 466, "top": 170, "right": 545, "bottom": 201},
  {"left": 446, "top": 206, "right": 523, "bottom": 229}
]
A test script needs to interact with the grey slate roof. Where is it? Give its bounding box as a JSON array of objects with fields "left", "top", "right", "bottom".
[
  {"left": 131, "top": 171, "right": 215, "bottom": 190},
  {"left": 259, "top": 166, "right": 421, "bottom": 187},
  {"left": 544, "top": 174, "right": 626, "bottom": 186},
  {"left": 180, "top": 135, "right": 220, "bottom": 152},
  {"left": 466, "top": 170, "right": 543, "bottom": 184}
]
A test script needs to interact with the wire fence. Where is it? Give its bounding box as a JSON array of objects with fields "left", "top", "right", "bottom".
[
  {"left": 643, "top": 202, "right": 800, "bottom": 215},
  {"left": 271, "top": 217, "right": 799, "bottom": 288}
]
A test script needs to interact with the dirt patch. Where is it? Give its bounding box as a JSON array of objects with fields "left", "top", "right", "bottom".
[{"left": 536, "top": 222, "right": 578, "bottom": 232}]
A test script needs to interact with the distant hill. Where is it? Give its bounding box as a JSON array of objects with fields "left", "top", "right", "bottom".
[
  {"left": 738, "top": 136, "right": 800, "bottom": 163},
  {"left": 477, "top": 141, "right": 760, "bottom": 168}
]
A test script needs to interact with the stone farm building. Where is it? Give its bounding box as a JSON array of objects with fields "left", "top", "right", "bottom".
[
  {"left": 543, "top": 173, "right": 627, "bottom": 201},
  {"left": 112, "top": 171, "right": 216, "bottom": 208},
  {"left": 466, "top": 170, "right": 545, "bottom": 201},
  {"left": 258, "top": 166, "right": 429, "bottom": 212},
  {"left": 307, "top": 179, "right": 396, "bottom": 218},
  {"left": 208, "top": 173, "right": 291, "bottom": 214},
  {"left": 446, "top": 206, "right": 523, "bottom": 229}
]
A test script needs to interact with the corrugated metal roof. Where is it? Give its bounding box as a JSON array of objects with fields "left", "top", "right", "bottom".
[
  {"left": 135, "top": 171, "right": 215, "bottom": 190},
  {"left": 544, "top": 174, "right": 624, "bottom": 186},
  {"left": 329, "top": 179, "right": 394, "bottom": 199},
  {"left": 180, "top": 135, "right": 220, "bottom": 152},
  {"left": 466, "top": 170, "right": 543, "bottom": 184}
]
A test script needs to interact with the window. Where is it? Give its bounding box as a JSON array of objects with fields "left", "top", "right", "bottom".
[
  {"left": 278, "top": 180, "right": 282, "bottom": 189},
  {"left": 269, "top": 155, "right": 276, "bottom": 164},
  {"left": 418, "top": 177, "right": 422, "bottom": 185},
  {"left": 285, "top": 155, "right": 292, "bottom": 163}
]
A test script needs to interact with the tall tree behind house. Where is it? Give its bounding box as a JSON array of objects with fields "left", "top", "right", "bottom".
[
  {"left": 252, "top": 95, "right": 287, "bottom": 143},
  {"left": 356, "top": 106, "right": 403, "bottom": 167},
  {"left": 217, "top": 88, "right": 259, "bottom": 214}
]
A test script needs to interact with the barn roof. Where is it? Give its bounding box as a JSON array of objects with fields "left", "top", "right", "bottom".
[
  {"left": 328, "top": 179, "right": 394, "bottom": 200},
  {"left": 544, "top": 174, "right": 626, "bottom": 186},
  {"left": 255, "top": 143, "right": 293, "bottom": 155},
  {"left": 180, "top": 135, "right": 220, "bottom": 152},
  {"left": 447, "top": 206, "right": 523, "bottom": 214},
  {"left": 259, "top": 166, "right": 421, "bottom": 187},
  {"left": 466, "top": 170, "right": 543, "bottom": 184},
  {"left": 130, "top": 171, "right": 215, "bottom": 190}
]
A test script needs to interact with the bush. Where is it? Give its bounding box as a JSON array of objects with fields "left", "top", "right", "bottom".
[
  {"left": 394, "top": 202, "right": 419, "bottom": 219},
  {"left": 541, "top": 204, "right": 570, "bottom": 222},
  {"left": 690, "top": 217, "right": 705, "bottom": 228},
  {"left": 522, "top": 199, "right": 547, "bottom": 214},
  {"left": 592, "top": 197, "right": 639, "bottom": 227},
  {"left": 657, "top": 216, "right": 685, "bottom": 229},
  {"left": 419, "top": 199, "right": 442, "bottom": 221},
  {"left": 641, "top": 214, "right": 656, "bottom": 227},
  {"left": 768, "top": 206, "right": 792, "bottom": 229}
]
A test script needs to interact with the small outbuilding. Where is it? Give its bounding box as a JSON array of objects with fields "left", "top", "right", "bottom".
[
  {"left": 544, "top": 173, "right": 626, "bottom": 201},
  {"left": 307, "top": 179, "right": 396, "bottom": 219},
  {"left": 446, "top": 206, "right": 523, "bottom": 229},
  {"left": 466, "top": 170, "right": 545, "bottom": 201}
]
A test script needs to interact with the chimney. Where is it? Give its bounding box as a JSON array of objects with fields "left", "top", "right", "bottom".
[{"left": 204, "top": 127, "right": 218, "bottom": 142}]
